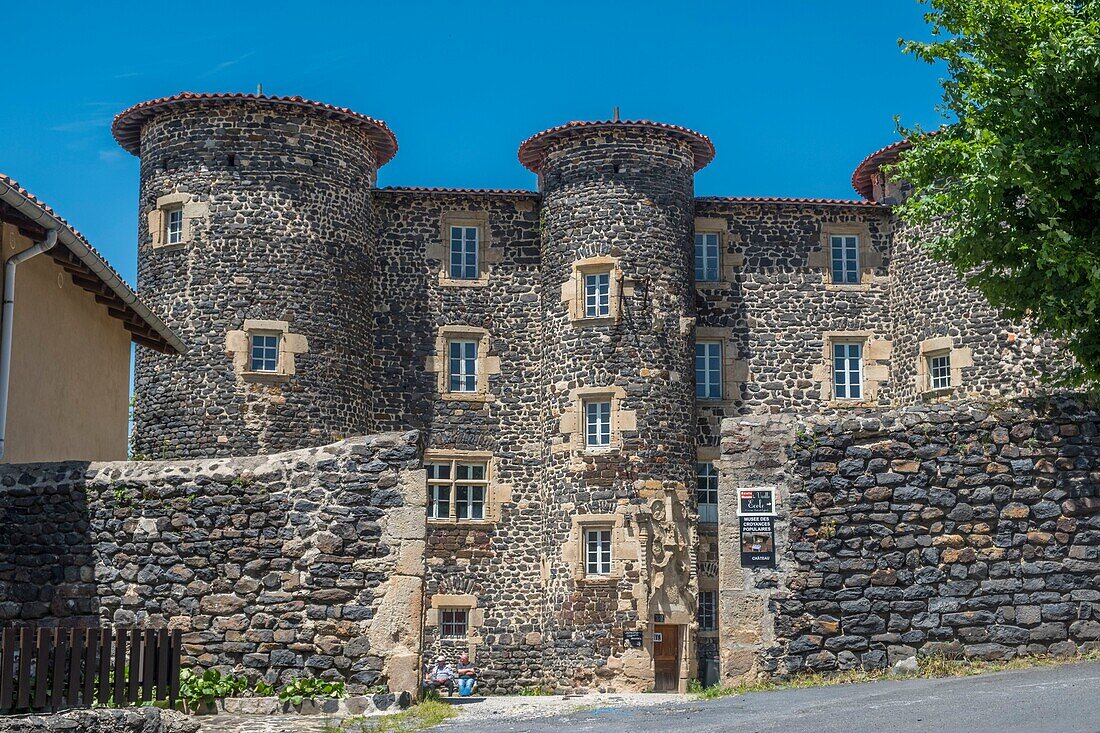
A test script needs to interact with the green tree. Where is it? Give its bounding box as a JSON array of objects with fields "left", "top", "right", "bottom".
[{"left": 892, "top": 0, "right": 1100, "bottom": 385}]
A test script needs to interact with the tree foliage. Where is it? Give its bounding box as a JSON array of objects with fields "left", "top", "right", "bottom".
[{"left": 892, "top": 0, "right": 1100, "bottom": 385}]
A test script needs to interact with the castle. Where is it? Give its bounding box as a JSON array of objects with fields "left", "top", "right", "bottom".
[{"left": 113, "top": 93, "right": 1061, "bottom": 692}]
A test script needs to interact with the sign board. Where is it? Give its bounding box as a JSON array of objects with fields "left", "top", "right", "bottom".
[
  {"left": 623, "top": 631, "right": 643, "bottom": 649},
  {"left": 652, "top": 613, "right": 665, "bottom": 623},
  {"left": 737, "top": 487, "right": 776, "bottom": 516},
  {"left": 739, "top": 514, "right": 776, "bottom": 568},
  {"left": 652, "top": 632, "right": 663, "bottom": 643}
]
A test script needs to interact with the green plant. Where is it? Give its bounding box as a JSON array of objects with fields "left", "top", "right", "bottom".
[
  {"left": 278, "top": 677, "right": 346, "bottom": 706},
  {"left": 327, "top": 700, "right": 456, "bottom": 733},
  {"left": 178, "top": 668, "right": 248, "bottom": 709},
  {"left": 819, "top": 518, "right": 838, "bottom": 540},
  {"left": 687, "top": 678, "right": 705, "bottom": 694},
  {"left": 517, "top": 684, "right": 554, "bottom": 696},
  {"left": 112, "top": 487, "right": 135, "bottom": 506},
  {"left": 253, "top": 679, "right": 275, "bottom": 696}
]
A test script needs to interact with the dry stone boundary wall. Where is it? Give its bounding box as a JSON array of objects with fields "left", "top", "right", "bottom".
[{"left": 0, "top": 432, "right": 426, "bottom": 696}]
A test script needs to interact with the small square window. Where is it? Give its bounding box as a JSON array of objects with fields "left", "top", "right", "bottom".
[
  {"left": 449, "top": 226, "right": 479, "bottom": 280},
  {"left": 584, "top": 528, "right": 612, "bottom": 576},
  {"left": 696, "top": 463, "right": 718, "bottom": 525},
  {"left": 695, "top": 233, "right": 720, "bottom": 282},
  {"left": 929, "top": 353, "right": 951, "bottom": 390},
  {"left": 830, "top": 234, "right": 860, "bottom": 284},
  {"left": 584, "top": 399, "right": 612, "bottom": 447},
  {"left": 584, "top": 273, "right": 611, "bottom": 318},
  {"left": 448, "top": 340, "right": 478, "bottom": 393},
  {"left": 695, "top": 342, "right": 723, "bottom": 399},
  {"left": 249, "top": 334, "right": 279, "bottom": 372},
  {"left": 440, "top": 608, "right": 469, "bottom": 639},
  {"left": 165, "top": 208, "right": 184, "bottom": 245},
  {"left": 426, "top": 459, "right": 489, "bottom": 522},
  {"left": 698, "top": 590, "right": 717, "bottom": 631},
  {"left": 832, "top": 342, "right": 863, "bottom": 400}
]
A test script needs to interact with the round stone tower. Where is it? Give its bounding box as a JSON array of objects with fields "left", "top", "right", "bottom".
[
  {"left": 519, "top": 120, "right": 714, "bottom": 691},
  {"left": 113, "top": 93, "right": 398, "bottom": 459}
]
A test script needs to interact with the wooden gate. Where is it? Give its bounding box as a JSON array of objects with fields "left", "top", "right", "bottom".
[
  {"left": 0, "top": 627, "right": 181, "bottom": 714},
  {"left": 652, "top": 624, "right": 680, "bottom": 692}
]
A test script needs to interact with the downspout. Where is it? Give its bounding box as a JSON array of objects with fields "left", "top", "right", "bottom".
[{"left": 0, "top": 228, "right": 58, "bottom": 460}]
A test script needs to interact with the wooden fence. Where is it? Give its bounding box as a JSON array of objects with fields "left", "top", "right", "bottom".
[{"left": 0, "top": 627, "right": 181, "bottom": 714}]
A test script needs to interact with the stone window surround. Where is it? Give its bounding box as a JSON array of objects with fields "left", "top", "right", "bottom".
[
  {"left": 812, "top": 331, "right": 892, "bottom": 407},
  {"left": 693, "top": 217, "right": 745, "bottom": 289},
  {"left": 147, "top": 192, "right": 209, "bottom": 250},
  {"left": 426, "top": 593, "right": 484, "bottom": 649},
  {"left": 427, "top": 211, "right": 500, "bottom": 288},
  {"left": 225, "top": 319, "right": 309, "bottom": 384},
  {"left": 807, "top": 222, "right": 883, "bottom": 291},
  {"left": 915, "top": 336, "right": 973, "bottom": 395},
  {"left": 561, "top": 255, "right": 633, "bottom": 326},
  {"left": 557, "top": 385, "right": 637, "bottom": 455},
  {"left": 424, "top": 326, "right": 501, "bottom": 402},
  {"left": 422, "top": 448, "right": 511, "bottom": 524},
  {"left": 562, "top": 513, "right": 633, "bottom": 583},
  {"left": 694, "top": 328, "right": 749, "bottom": 404}
]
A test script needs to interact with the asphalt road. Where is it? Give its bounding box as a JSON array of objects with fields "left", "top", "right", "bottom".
[{"left": 445, "top": 662, "right": 1100, "bottom": 733}]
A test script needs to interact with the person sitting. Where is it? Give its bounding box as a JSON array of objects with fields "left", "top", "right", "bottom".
[
  {"left": 456, "top": 652, "right": 477, "bottom": 696},
  {"left": 423, "top": 655, "right": 457, "bottom": 696}
]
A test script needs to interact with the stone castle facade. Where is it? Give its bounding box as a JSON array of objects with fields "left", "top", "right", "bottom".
[{"left": 112, "top": 93, "right": 1063, "bottom": 692}]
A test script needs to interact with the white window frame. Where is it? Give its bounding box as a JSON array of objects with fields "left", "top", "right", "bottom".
[
  {"left": 584, "top": 399, "right": 612, "bottom": 448},
  {"left": 698, "top": 590, "right": 717, "bottom": 631},
  {"left": 583, "top": 272, "right": 611, "bottom": 318},
  {"left": 696, "top": 341, "right": 723, "bottom": 400},
  {"left": 449, "top": 225, "right": 479, "bottom": 280},
  {"left": 439, "top": 608, "right": 469, "bottom": 639},
  {"left": 448, "top": 339, "right": 478, "bottom": 393},
  {"left": 584, "top": 528, "right": 612, "bottom": 576},
  {"left": 426, "top": 459, "right": 488, "bottom": 522},
  {"left": 695, "top": 232, "right": 720, "bottom": 282},
  {"left": 249, "top": 333, "right": 279, "bottom": 373},
  {"left": 165, "top": 207, "right": 184, "bottom": 246},
  {"left": 696, "top": 462, "right": 719, "bottom": 525},
  {"left": 929, "top": 352, "right": 951, "bottom": 390},
  {"left": 830, "top": 234, "right": 860, "bottom": 284},
  {"left": 832, "top": 341, "right": 864, "bottom": 400}
]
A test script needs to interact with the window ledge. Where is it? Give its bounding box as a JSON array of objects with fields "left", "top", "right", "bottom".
[
  {"left": 569, "top": 316, "right": 618, "bottom": 328},
  {"left": 824, "top": 399, "right": 876, "bottom": 409},
  {"left": 580, "top": 446, "right": 619, "bottom": 456},
  {"left": 151, "top": 240, "right": 191, "bottom": 252},
  {"left": 428, "top": 519, "right": 496, "bottom": 527},
  {"left": 241, "top": 371, "right": 290, "bottom": 384},
  {"left": 694, "top": 281, "right": 728, "bottom": 290},
  {"left": 824, "top": 282, "right": 872, "bottom": 292},
  {"left": 576, "top": 575, "right": 621, "bottom": 585},
  {"left": 439, "top": 276, "right": 490, "bottom": 288},
  {"left": 440, "top": 392, "right": 495, "bottom": 403}
]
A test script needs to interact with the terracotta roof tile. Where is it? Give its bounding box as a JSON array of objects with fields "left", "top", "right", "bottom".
[
  {"left": 517, "top": 120, "right": 715, "bottom": 173},
  {"left": 113, "top": 92, "right": 399, "bottom": 166},
  {"left": 376, "top": 186, "right": 539, "bottom": 197},
  {"left": 696, "top": 195, "right": 884, "bottom": 208},
  {"left": 851, "top": 139, "right": 912, "bottom": 200}
]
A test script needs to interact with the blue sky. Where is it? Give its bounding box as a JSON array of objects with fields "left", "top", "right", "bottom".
[{"left": 1, "top": 1, "right": 945, "bottom": 284}]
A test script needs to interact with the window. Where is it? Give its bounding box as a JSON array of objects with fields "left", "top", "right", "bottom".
[
  {"left": 440, "top": 608, "right": 469, "bottom": 639},
  {"left": 585, "top": 528, "right": 612, "bottom": 576},
  {"left": 448, "top": 340, "right": 478, "bottom": 393},
  {"left": 698, "top": 590, "right": 717, "bottom": 631},
  {"left": 830, "top": 234, "right": 860, "bottom": 284},
  {"left": 695, "top": 342, "right": 723, "bottom": 400},
  {"left": 696, "top": 463, "right": 718, "bottom": 525},
  {"left": 449, "top": 226, "right": 479, "bottom": 280},
  {"left": 165, "top": 208, "right": 184, "bottom": 245},
  {"left": 584, "top": 400, "right": 612, "bottom": 447},
  {"left": 584, "top": 273, "right": 611, "bottom": 318},
  {"left": 695, "top": 233, "right": 720, "bottom": 282},
  {"left": 833, "top": 342, "right": 863, "bottom": 400},
  {"left": 929, "top": 353, "right": 951, "bottom": 390},
  {"left": 426, "top": 459, "right": 488, "bottom": 521},
  {"left": 249, "top": 334, "right": 279, "bottom": 372}
]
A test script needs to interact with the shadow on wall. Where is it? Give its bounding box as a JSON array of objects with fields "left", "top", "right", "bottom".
[{"left": 0, "top": 462, "right": 100, "bottom": 626}]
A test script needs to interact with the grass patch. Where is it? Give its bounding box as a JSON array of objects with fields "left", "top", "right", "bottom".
[
  {"left": 324, "top": 700, "right": 456, "bottom": 733},
  {"left": 693, "top": 648, "right": 1100, "bottom": 701}
]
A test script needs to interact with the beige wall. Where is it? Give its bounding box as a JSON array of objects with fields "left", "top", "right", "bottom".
[{"left": 1, "top": 223, "right": 131, "bottom": 463}]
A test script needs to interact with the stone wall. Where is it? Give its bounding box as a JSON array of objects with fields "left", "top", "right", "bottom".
[
  {"left": 0, "top": 433, "right": 425, "bottom": 696},
  {"left": 718, "top": 398, "right": 1100, "bottom": 680},
  {"left": 0, "top": 709, "right": 197, "bottom": 733}
]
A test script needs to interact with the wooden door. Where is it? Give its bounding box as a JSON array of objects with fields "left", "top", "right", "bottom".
[{"left": 652, "top": 624, "right": 680, "bottom": 692}]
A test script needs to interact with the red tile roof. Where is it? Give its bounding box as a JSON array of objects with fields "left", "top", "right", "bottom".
[
  {"left": 376, "top": 186, "right": 539, "bottom": 197},
  {"left": 851, "top": 139, "right": 913, "bottom": 200},
  {"left": 696, "top": 196, "right": 884, "bottom": 208},
  {"left": 0, "top": 172, "right": 184, "bottom": 353},
  {"left": 518, "top": 120, "right": 716, "bottom": 173},
  {"left": 113, "top": 92, "right": 399, "bottom": 166}
]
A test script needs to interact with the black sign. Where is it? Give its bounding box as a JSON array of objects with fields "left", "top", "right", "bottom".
[
  {"left": 652, "top": 613, "right": 665, "bottom": 623},
  {"left": 738, "top": 489, "right": 775, "bottom": 516},
  {"left": 623, "top": 631, "right": 644, "bottom": 649},
  {"left": 739, "top": 515, "right": 776, "bottom": 568}
]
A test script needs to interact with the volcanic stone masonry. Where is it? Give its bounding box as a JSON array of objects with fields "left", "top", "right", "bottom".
[{"left": 0, "top": 93, "right": 1080, "bottom": 694}]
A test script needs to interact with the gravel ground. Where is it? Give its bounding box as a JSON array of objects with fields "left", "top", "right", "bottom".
[{"left": 438, "top": 692, "right": 693, "bottom": 722}]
